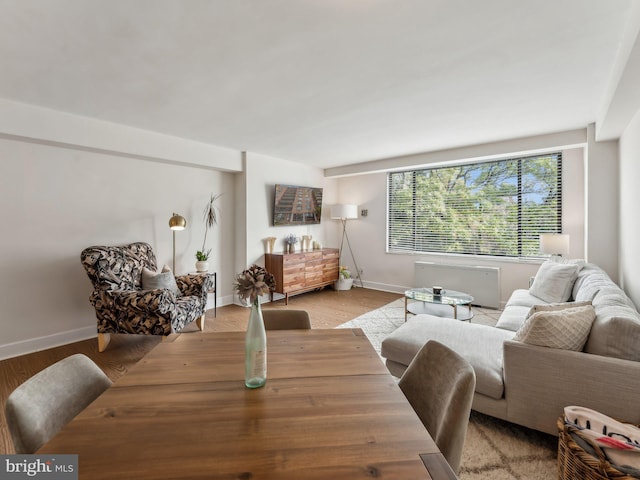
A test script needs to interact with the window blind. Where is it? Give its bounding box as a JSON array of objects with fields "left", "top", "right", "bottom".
[{"left": 387, "top": 153, "right": 562, "bottom": 257}]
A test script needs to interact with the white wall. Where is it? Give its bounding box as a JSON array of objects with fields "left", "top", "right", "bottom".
[
  {"left": 0, "top": 137, "right": 236, "bottom": 359},
  {"left": 619, "top": 109, "right": 640, "bottom": 307},
  {"left": 595, "top": 2, "right": 640, "bottom": 303},
  {"left": 586, "top": 124, "right": 619, "bottom": 280},
  {"left": 234, "top": 152, "right": 338, "bottom": 303},
  {"left": 335, "top": 147, "right": 586, "bottom": 307}
]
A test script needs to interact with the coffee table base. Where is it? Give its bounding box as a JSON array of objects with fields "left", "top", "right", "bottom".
[{"left": 406, "top": 299, "right": 473, "bottom": 322}]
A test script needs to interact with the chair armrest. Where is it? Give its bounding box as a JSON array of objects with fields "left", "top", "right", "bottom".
[
  {"left": 109, "top": 289, "right": 176, "bottom": 314},
  {"left": 176, "top": 273, "right": 214, "bottom": 297},
  {"left": 503, "top": 340, "right": 640, "bottom": 435}
]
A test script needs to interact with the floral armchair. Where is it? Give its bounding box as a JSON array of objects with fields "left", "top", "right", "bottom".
[{"left": 81, "top": 242, "right": 214, "bottom": 352}]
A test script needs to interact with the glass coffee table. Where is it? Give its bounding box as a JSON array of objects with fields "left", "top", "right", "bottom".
[{"left": 404, "top": 287, "right": 474, "bottom": 321}]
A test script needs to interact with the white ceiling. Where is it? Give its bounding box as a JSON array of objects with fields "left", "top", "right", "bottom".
[{"left": 0, "top": 0, "right": 634, "bottom": 169}]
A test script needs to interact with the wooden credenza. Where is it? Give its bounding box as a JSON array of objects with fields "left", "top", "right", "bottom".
[{"left": 265, "top": 248, "right": 339, "bottom": 304}]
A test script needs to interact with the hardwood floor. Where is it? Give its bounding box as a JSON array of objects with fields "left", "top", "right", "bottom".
[{"left": 0, "top": 287, "right": 401, "bottom": 454}]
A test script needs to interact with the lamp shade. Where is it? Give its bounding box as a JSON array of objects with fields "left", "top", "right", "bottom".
[
  {"left": 169, "top": 213, "right": 187, "bottom": 231},
  {"left": 330, "top": 204, "right": 358, "bottom": 220},
  {"left": 540, "top": 233, "right": 569, "bottom": 256}
]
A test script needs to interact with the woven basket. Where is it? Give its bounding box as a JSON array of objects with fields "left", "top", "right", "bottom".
[{"left": 557, "top": 417, "right": 639, "bottom": 480}]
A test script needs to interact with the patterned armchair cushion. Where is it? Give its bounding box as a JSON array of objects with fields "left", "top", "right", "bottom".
[
  {"left": 81, "top": 242, "right": 157, "bottom": 291},
  {"left": 81, "top": 242, "right": 213, "bottom": 336}
]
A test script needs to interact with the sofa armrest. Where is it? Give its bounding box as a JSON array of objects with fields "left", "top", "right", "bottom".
[{"left": 503, "top": 340, "right": 640, "bottom": 435}]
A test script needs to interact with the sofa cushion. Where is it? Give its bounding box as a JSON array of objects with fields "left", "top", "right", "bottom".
[
  {"left": 592, "top": 286, "right": 637, "bottom": 310},
  {"left": 495, "top": 305, "right": 531, "bottom": 331},
  {"left": 513, "top": 305, "right": 596, "bottom": 351},
  {"left": 505, "top": 289, "right": 548, "bottom": 308},
  {"left": 572, "top": 264, "right": 607, "bottom": 301},
  {"left": 381, "top": 315, "right": 515, "bottom": 400},
  {"left": 529, "top": 261, "right": 579, "bottom": 303},
  {"left": 575, "top": 272, "right": 616, "bottom": 303},
  {"left": 585, "top": 302, "right": 640, "bottom": 361}
]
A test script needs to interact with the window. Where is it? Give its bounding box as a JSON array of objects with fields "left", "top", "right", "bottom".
[{"left": 387, "top": 153, "right": 562, "bottom": 257}]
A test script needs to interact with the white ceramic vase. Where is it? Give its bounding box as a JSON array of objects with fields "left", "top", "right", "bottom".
[
  {"left": 195, "top": 260, "right": 209, "bottom": 272},
  {"left": 335, "top": 278, "right": 354, "bottom": 291}
]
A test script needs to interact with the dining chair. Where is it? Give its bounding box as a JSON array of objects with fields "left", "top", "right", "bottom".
[
  {"left": 262, "top": 309, "right": 312, "bottom": 330},
  {"left": 398, "top": 340, "right": 476, "bottom": 474},
  {"left": 5, "top": 354, "right": 112, "bottom": 453}
]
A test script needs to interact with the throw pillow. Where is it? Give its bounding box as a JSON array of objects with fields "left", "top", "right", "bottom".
[
  {"left": 526, "top": 300, "right": 592, "bottom": 319},
  {"left": 529, "top": 261, "right": 579, "bottom": 303},
  {"left": 141, "top": 266, "right": 181, "bottom": 296},
  {"left": 549, "top": 256, "right": 587, "bottom": 270},
  {"left": 513, "top": 305, "right": 596, "bottom": 351}
]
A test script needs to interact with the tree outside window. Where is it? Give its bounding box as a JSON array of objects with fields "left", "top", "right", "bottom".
[{"left": 387, "top": 153, "right": 562, "bottom": 258}]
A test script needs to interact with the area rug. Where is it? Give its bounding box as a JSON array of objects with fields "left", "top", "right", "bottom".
[{"left": 337, "top": 299, "right": 558, "bottom": 479}]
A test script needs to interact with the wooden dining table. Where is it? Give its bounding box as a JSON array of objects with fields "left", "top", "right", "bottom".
[{"left": 38, "top": 328, "right": 457, "bottom": 479}]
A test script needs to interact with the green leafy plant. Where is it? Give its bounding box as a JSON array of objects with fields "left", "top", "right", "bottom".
[
  {"left": 196, "top": 193, "right": 221, "bottom": 261},
  {"left": 339, "top": 265, "right": 351, "bottom": 279},
  {"left": 196, "top": 250, "right": 210, "bottom": 261}
]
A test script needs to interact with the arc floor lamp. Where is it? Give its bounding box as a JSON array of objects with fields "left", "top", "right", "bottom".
[
  {"left": 331, "top": 204, "right": 363, "bottom": 288},
  {"left": 169, "top": 213, "right": 187, "bottom": 272}
]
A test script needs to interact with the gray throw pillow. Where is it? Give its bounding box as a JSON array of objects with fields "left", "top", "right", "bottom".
[
  {"left": 529, "top": 261, "right": 579, "bottom": 303},
  {"left": 141, "top": 265, "right": 181, "bottom": 297}
]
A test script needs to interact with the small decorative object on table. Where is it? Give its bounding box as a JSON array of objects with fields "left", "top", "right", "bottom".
[
  {"left": 301, "top": 235, "right": 313, "bottom": 251},
  {"left": 264, "top": 236, "right": 277, "bottom": 253},
  {"left": 234, "top": 264, "right": 276, "bottom": 389},
  {"left": 285, "top": 233, "right": 299, "bottom": 254},
  {"left": 432, "top": 286, "right": 443, "bottom": 296},
  {"left": 336, "top": 265, "right": 354, "bottom": 290}
]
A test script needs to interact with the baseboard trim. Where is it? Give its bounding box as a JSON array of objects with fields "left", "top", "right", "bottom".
[
  {"left": 358, "top": 280, "right": 408, "bottom": 294},
  {"left": 0, "top": 326, "right": 97, "bottom": 361}
]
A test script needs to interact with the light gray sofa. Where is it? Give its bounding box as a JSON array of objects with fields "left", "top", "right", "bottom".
[{"left": 381, "top": 261, "right": 640, "bottom": 435}]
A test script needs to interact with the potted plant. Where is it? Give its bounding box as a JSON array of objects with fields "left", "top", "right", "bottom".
[
  {"left": 336, "top": 265, "right": 354, "bottom": 290},
  {"left": 195, "top": 193, "right": 221, "bottom": 272}
]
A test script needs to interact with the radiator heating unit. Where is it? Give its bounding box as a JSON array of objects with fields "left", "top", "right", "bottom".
[{"left": 414, "top": 261, "right": 501, "bottom": 309}]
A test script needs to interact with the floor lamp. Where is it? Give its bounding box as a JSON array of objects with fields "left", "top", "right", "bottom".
[
  {"left": 169, "top": 213, "right": 187, "bottom": 272},
  {"left": 331, "top": 204, "right": 363, "bottom": 288}
]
